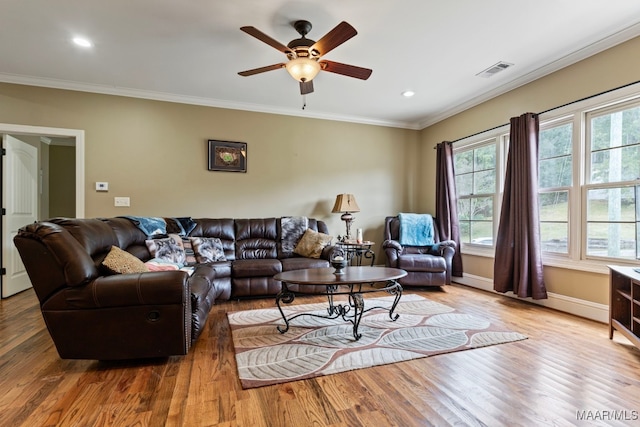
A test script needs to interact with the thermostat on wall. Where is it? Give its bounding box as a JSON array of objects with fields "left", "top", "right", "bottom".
[{"left": 96, "top": 182, "right": 109, "bottom": 191}]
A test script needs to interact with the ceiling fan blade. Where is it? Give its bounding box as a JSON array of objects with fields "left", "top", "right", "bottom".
[
  {"left": 300, "top": 80, "right": 314, "bottom": 95},
  {"left": 309, "top": 21, "right": 357, "bottom": 56},
  {"left": 320, "top": 60, "right": 372, "bottom": 80},
  {"left": 240, "top": 26, "right": 293, "bottom": 55},
  {"left": 238, "top": 63, "right": 286, "bottom": 76}
]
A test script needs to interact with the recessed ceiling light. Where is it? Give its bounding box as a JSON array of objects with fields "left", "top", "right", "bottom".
[
  {"left": 401, "top": 90, "right": 415, "bottom": 98},
  {"left": 72, "top": 37, "right": 93, "bottom": 48}
]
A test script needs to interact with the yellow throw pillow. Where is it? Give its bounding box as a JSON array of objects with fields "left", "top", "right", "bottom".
[
  {"left": 293, "top": 229, "right": 332, "bottom": 259},
  {"left": 102, "top": 245, "right": 149, "bottom": 274}
]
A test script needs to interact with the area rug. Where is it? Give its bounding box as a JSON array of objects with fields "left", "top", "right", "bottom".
[{"left": 227, "top": 294, "right": 526, "bottom": 389}]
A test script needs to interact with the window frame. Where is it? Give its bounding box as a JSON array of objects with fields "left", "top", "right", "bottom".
[
  {"left": 581, "top": 99, "right": 640, "bottom": 263},
  {"left": 537, "top": 116, "right": 575, "bottom": 258},
  {"left": 453, "top": 129, "right": 508, "bottom": 256}
]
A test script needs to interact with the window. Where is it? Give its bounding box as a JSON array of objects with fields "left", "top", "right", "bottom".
[
  {"left": 452, "top": 84, "right": 640, "bottom": 267},
  {"left": 454, "top": 140, "right": 497, "bottom": 246},
  {"left": 585, "top": 104, "right": 640, "bottom": 260},
  {"left": 538, "top": 122, "right": 572, "bottom": 254}
]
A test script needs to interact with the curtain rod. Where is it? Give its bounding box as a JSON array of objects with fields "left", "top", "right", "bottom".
[{"left": 439, "top": 79, "right": 640, "bottom": 147}]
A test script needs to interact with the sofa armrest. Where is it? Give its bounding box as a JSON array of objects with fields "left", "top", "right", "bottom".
[
  {"left": 46, "top": 271, "right": 191, "bottom": 310},
  {"left": 428, "top": 240, "right": 456, "bottom": 256},
  {"left": 383, "top": 239, "right": 402, "bottom": 251},
  {"left": 321, "top": 244, "right": 336, "bottom": 260},
  {"left": 429, "top": 240, "right": 456, "bottom": 284},
  {"left": 382, "top": 239, "right": 403, "bottom": 267}
]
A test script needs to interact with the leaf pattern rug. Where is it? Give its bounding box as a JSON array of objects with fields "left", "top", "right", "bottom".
[{"left": 227, "top": 294, "right": 526, "bottom": 389}]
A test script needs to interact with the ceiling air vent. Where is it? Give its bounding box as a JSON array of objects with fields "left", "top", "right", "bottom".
[{"left": 476, "top": 61, "right": 514, "bottom": 78}]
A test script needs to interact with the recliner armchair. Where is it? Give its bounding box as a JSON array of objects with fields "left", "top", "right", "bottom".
[{"left": 382, "top": 215, "right": 456, "bottom": 287}]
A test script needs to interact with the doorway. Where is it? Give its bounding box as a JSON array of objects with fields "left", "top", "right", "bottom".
[{"left": 1, "top": 123, "right": 85, "bottom": 298}]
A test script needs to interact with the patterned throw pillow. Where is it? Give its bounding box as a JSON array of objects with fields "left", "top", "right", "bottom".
[
  {"left": 293, "top": 228, "right": 332, "bottom": 259},
  {"left": 190, "top": 237, "right": 226, "bottom": 263},
  {"left": 102, "top": 246, "right": 149, "bottom": 274},
  {"left": 145, "top": 234, "right": 186, "bottom": 266}
]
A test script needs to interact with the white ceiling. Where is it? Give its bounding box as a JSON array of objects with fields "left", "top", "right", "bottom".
[{"left": 2, "top": 1, "right": 640, "bottom": 130}]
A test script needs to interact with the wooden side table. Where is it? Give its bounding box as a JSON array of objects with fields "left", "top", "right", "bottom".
[
  {"left": 336, "top": 241, "right": 376, "bottom": 266},
  {"left": 608, "top": 265, "right": 640, "bottom": 349}
]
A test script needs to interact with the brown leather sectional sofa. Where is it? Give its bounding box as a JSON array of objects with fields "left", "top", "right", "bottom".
[{"left": 13, "top": 216, "right": 332, "bottom": 360}]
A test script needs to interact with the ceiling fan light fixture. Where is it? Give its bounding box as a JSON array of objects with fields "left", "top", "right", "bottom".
[{"left": 285, "top": 57, "right": 321, "bottom": 82}]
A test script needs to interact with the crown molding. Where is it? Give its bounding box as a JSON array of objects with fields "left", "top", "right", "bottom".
[{"left": 0, "top": 73, "right": 418, "bottom": 130}]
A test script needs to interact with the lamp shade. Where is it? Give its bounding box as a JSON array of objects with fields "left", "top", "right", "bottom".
[
  {"left": 332, "top": 194, "right": 360, "bottom": 213},
  {"left": 285, "top": 57, "right": 321, "bottom": 82}
]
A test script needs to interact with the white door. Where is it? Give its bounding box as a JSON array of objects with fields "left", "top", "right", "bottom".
[{"left": 2, "top": 134, "right": 38, "bottom": 297}]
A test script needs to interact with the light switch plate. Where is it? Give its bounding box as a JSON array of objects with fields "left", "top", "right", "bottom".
[
  {"left": 114, "top": 197, "right": 130, "bottom": 207},
  {"left": 96, "top": 182, "right": 109, "bottom": 191}
]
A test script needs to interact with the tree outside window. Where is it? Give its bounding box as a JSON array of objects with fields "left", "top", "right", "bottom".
[
  {"left": 586, "top": 105, "right": 640, "bottom": 260},
  {"left": 454, "top": 143, "right": 496, "bottom": 246}
]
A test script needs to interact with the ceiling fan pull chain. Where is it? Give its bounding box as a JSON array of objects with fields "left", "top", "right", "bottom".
[{"left": 302, "top": 94, "right": 307, "bottom": 110}]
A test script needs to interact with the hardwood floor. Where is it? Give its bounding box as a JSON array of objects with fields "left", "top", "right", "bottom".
[{"left": 1, "top": 284, "right": 640, "bottom": 427}]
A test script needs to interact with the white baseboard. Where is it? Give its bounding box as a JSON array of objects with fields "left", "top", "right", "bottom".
[{"left": 452, "top": 274, "right": 609, "bottom": 324}]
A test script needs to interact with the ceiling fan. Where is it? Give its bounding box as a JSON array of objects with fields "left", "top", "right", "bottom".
[{"left": 238, "top": 20, "right": 372, "bottom": 96}]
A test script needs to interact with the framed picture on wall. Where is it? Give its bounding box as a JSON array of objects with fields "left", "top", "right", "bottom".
[{"left": 207, "top": 140, "right": 247, "bottom": 172}]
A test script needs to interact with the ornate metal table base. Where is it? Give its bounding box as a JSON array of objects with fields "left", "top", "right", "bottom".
[
  {"left": 336, "top": 243, "right": 376, "bottom": 267},
  {"left": 276, "top": 280, "right": 403, "bottom": 341}
]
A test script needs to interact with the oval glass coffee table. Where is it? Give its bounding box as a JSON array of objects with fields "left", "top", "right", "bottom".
[{"left": 273, "top": 266, "right": 407, "bottom": 340}]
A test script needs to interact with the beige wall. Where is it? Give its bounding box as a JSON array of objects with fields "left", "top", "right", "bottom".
[
  {"left": 0, "top": 83, "right": 419, "bottom": 247},
  {"left": 49, "top": 145, "right": 76, "bottom": 217},
  {"left": 419, "top": 36, "right": 640, "bottom": 305}
]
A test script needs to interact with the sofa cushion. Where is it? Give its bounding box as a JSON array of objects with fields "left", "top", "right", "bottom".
[
  {"left": 102, "top": 245, "right": 149, "bottom": 274},
  {"left": 190, "top": 237, "right": 226, "bottom": 263},
  {"left": 232, "top": 276, "right": 282, "bottom": 298},
  {"left": 51, "top": 218, "right": 119, "bottom": 258},
  {"left": 190, "top": 218, "right": 236, "bottom": 261},
  {"left": 101, "top": 217, "right": 149, "bottom": 257},
  {"left": 145, "top": 235, "right": 186, "bottom": 266},
  {"left": 235, "top": 218, "right": 278, "bottom": 260},
  {"left": 232, "top": 258, "right": 282, "bottom": 278},
  {"left": 293, "top": 228, "right": 332, "bottom": 258},
  {"left": 281, "top": 257, "right": 330, "bottom": 271}
]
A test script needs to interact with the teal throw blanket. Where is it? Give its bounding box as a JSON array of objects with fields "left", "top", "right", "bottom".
[
  {"left": 120, "top": 216, "right": 167, "bottom": 236},
  {"left": 399, "top": 213, "right": 434, "bottom": 246}
]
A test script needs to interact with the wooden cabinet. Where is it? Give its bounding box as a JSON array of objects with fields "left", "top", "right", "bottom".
[{"left": 609, "top": 265, "right": 640, "bottom": 349}]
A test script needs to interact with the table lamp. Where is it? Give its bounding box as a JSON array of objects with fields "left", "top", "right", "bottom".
[{"left": 332, "top": 193, "right": 360, "bottom": 239}]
